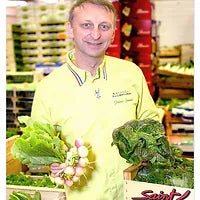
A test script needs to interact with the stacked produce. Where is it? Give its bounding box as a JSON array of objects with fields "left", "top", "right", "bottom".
[
  {"left": 9, "top": 191, "right": 41, "bottom": 200},
  {"left": 157, "top": 59, "right": 194, "bottom": 76},
  {"left": 7, "top": 173, "right": 63, "bottom": 189},
  {"left": 112, "top": 118, "right": 194, "bottom": 188},
  {"left": 11, "top": 116, "right": 90, "bottom": 187}
]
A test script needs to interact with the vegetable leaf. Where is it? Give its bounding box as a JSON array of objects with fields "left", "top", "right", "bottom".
[
  {"left": 12, "top": 117, "right": 66, "bottom": 169},
  {"left": 112, "top": 118, "right": 194, "bottom": 188}
]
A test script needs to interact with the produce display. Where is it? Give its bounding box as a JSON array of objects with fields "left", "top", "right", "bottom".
[
  {"left": 6, "top": 173, "right": 63, "bottom": 189},
  {"left": 112, "top": 118, "right": 194, "bottom": 188},
  {"left": 157, "top": 97, "right": 194, "bottom": 111},
  {"left": 9, "top": 191, "right": 41, "bottom": 200},
  {"left": 12, "top": 116, "right": 90, "bottom": 187},
  {"left": 158, "top": 60, "right": 194, "bottom": 76}
]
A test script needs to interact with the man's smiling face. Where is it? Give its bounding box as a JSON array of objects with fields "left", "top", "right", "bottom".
[{"left": 68, "top": 3, "right": 115, "bottom": 59}]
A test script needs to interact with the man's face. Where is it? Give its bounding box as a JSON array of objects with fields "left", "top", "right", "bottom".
[{"left": 68, "top": 3, "right": 115, "bottom": 58}]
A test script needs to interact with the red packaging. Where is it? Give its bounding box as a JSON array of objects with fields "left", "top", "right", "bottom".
[
  {"left": 147, "top": 81, "right": 154, "bottom": 97},
  {"left": 113, "top": 19, "right": 121, "bottom": 45},
  {"left": 122, "top": 53, "right": 152, "bottom": 66},
  {"left": 106, "top": 19, "right": 121, "bottom": 58},
  {"left": 122, "top": 36, "right": 152, "bottom": 54},
  {"left": 121, "top": 1, "right": 152, "bottom": 20},
  {"left": 140, "top": 66, "right": 152, "bottom": 82},
  {"left": 112, "top": 1, "right": 121, "bottom": 19},
  {"left": 106, "top": 47, "right": 121, "bottom": 58},
  {"left": 121, "top": 19, "right": 152, "bottom": 37}
]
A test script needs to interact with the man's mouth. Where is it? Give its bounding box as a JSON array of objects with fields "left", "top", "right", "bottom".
[{"left": 86, "top": 41, "right": 103, "bottom": 46}]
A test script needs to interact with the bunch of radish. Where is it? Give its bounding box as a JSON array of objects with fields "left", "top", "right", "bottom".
[{"left": 52, "top": 138, "right": 89, "bottom": 187}]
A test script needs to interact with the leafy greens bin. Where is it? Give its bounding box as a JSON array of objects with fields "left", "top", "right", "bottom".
[
  {"left": 6, "top": 174, "right": 65, "bottom": 200},
  {"left": 112, "top": 119, "right": 194, "bottom": 200}
]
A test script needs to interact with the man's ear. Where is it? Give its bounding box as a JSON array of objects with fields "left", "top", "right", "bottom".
[{"left": 66, "top": 22, "right": 74, "bottom": 39}]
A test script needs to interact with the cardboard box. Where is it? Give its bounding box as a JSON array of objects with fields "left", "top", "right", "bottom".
[
  {"left": 6, "top": 135, "right": 25, "bottom": 176},
  {"left": 180, "top": 44, "right": 194, "bottom": 64},
  {"left": 156, "top": 76, "right": 194, "bottom": 89},
  {"left": 159, "top": 46, "right": 180, "bottom": 57},
  {"left": 159, "top": 88, "right": 193, "bottom": 99},
  {"left": 123, "top": 165, "right": 194, "bottom": 200}
]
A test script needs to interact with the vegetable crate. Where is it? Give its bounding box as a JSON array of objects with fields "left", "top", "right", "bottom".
[
  {"left": 6, "top": 185, "right": 66, "bottom": 200},
  {"left": 6, "top": 135, "right": 26, "bottom": 176},
  {"left": 123, "top": 165, "right": 194, "bottom": 200}
]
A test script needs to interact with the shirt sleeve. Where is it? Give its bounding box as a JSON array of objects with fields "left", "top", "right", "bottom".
[{"left": 136, "top": 74, "right": 160, "bottom": 121}]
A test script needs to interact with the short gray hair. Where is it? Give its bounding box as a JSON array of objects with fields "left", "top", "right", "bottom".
[{"left": 69, "top": 0, "right": 117, "bottom": 27}]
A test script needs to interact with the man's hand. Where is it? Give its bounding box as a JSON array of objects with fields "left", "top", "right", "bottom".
[{"left": 50, "top": 163, "right": 67, "bottom": 177}]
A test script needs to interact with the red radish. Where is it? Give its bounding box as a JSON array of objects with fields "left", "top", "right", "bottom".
[
  {"left": 65, "top": 180, "right": 73, "bottom": 187},
  {"left": 77, "top": 146, "right": 88, "bottom": 158},
  {"left": 75, "top": 166, "right": 84, "bottom": 177},
  {"left": 72, "top": 176, "right": 80, "bottom": 182},
  {"left": 54, "top": 177, "right": 64, "bottom": 185},
  {"left": 78, "top": 157, "right": 89, "bottom": 168},
  {"left": 64, "top": 166, "right": 75, "bottom": 176},
  {"left": 75, "top": 138, "right": 84, "bottom": 148}
]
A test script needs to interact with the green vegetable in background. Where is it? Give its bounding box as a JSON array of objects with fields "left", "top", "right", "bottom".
[
  {"left": 6, "top": 173, "right": 63, "bottom": 189},
  {"left": 6, "top": 129, "right": 19, "bottom": 139},
  {"left": 9, "top": 191, "right": 41, "bottom": 200},
  {"left": 11, "top": 116, "right": 66, "bottom": 169},
  {"left": 157, "top": 97, "right": 194, "bottom": 111},
  {"left": 112, "top": 118, "right": 194, "bottom": 188}
]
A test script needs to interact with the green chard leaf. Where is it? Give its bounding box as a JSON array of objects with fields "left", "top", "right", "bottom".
[{"left": 12, "top": 116, "right": 66, "bottom": 169}]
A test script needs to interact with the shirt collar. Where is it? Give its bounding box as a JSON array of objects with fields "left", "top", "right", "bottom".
[{"left": 66, "top": 49, "right": 107, "bottom": 86}]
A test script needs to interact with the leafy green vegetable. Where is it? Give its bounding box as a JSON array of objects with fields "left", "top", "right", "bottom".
[
  {"left": 6, "top": 172, "right": 64, "bottom": 189},
  {"left": 157, "top": 97, "right": 194, "bottom": 111},
  {"left": 112, "top": 118, "right": 194, "bottom": 188},
  {"left": 12, "top": 117, "right": 66, "bottom": 169},
  {"left": 9, "top": 191, "right": 41, "bottom": 200},
  {"left": 134, "top": 157, "right": 194, "bottom": 188},
  {"left": 6, "top": 129, "right": 19, "bottom": 139}
]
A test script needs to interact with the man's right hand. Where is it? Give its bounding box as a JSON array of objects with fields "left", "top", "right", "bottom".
[{"left": 50, "top": 163, "right": 66, "bottom": 177}]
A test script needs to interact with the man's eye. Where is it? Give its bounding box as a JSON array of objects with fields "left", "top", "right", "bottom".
[
  {"left": 81, "top": 23, "right": 91, "bottom": 28},
  {"left": 99, "top": 24, "right": 110, "bottom": 31}
]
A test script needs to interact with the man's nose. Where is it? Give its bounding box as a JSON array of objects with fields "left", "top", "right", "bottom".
[{"left": 90, "top": 27, "right": 101, "bottom": 40}]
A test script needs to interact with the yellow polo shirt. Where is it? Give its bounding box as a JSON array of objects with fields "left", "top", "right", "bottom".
[{"left": 31, "top": 49, "right": 159, "bottom": 200}]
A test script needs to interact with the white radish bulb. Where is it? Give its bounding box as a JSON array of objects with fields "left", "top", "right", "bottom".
[
  {"left": 75, "top": 138, "right": 84, "bottom": 148},
  {"left": 77, "top": 146, "right": 88, "bottom": 158},
  {"left": 54, "top": 177, "right": 64, "bottom": 185},
  {"left": 64, "top": 166, "right": 75, "bottom": 176},
  {"left": 72, "top": 176, "right": 80, "bottom": 182},
  {"left": 78, "top": 157, "right": 89, "bottom": 168},
  {"left": 65, "top": 180, "right": 74, "bottom": 187},
  {"left": 75, "top": 166, "right": 84, "bottom": 177},
  {"left": 70, "top": 147, "right": 77, "bottom": 153}
]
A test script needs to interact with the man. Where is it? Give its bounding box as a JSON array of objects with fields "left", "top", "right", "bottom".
[{"left": 31, "top": 0, "right": 159, "bottom": 199}]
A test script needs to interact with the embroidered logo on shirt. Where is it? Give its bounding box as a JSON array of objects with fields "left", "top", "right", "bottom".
[
  {"left": 95, "top": 88, "right": 101, "bottom": 99},
  {"left": 112, "top": 90, "right": 133, "bottom": 105},
  {"left": 112, "top": 90, "right": 131, "bottom": 98}
]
